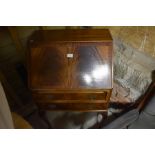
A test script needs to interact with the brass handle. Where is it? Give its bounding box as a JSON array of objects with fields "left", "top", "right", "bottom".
[{"left": 67, "top": 53, "right": 73, "bottom": 58}]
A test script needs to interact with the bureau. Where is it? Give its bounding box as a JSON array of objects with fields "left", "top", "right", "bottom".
[{"left": 28, "top": 29, "right": 113, "bottom": 113}]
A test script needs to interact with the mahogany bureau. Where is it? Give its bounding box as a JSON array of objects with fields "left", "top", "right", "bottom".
[{"left": 27, "top": 29, "right": 113, "bottom": 114}]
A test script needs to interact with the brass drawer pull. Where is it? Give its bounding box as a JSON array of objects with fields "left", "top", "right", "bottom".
[{"left": 67, "top": 53, "right": 73, "bottom": 58}]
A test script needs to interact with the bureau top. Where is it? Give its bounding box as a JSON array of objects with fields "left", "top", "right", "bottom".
[
  {"left": 29, "top": 29, "right": 112, "bottom": 44},
  {"left": 28, "top": 29, "right": 113, "bottom": 90}
]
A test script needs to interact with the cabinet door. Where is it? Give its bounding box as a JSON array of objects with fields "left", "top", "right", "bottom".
[
  {"left": 29, "top": 43, "right": 71, "bottom": 89},
  {"left": 71, "top": 43, "right": 112, "bottom": 89}
]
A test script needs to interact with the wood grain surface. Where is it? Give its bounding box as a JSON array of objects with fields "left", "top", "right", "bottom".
[{"left": 28, "top": 29, "right": 113, "bottom": 111}]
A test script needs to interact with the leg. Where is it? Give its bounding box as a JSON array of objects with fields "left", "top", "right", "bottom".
[{"left": 97, "top": 112, "right": 108, "bottom": 129}]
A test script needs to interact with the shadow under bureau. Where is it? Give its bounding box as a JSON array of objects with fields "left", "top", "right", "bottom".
[{"left": 27, "top": 29, "right": 113, "bottom": 113}]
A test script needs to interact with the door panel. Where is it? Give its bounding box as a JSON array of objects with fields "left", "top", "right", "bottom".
[
  {"left": 30, "top": 43, "right": 70, "bottom": 89},
  {"left": 71, "top": 43, "right": 112, "bottom": 89}
]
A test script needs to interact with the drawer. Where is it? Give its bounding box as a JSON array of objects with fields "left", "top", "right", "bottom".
[
  {"left": 33, "top": 92, "right": 108, "bottom": 101},
  {"left": 37, "top": 102, "right": 108, "bottom": 111}
]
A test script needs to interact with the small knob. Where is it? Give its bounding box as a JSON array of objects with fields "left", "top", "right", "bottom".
[{"left": 67, "top": 53, "right": 73, "bottom": 58}]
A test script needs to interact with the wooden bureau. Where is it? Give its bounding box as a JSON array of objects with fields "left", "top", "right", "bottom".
[{"left": 27, "top": 29, "right": 113, "bottom": 112}]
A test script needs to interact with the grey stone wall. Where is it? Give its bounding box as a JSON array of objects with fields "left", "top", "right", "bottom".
[{"left": 113, "top": 38, "right": 155, "bottom": 101}]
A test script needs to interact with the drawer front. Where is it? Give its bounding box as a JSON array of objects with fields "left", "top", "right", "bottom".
[
  {"left": 37, "top": 102, "right": 108, "bottom": 111},
  {"left": 33, "top": 92, "right": 108, "bottom": 101}
]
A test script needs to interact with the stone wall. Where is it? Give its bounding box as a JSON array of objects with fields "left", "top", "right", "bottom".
[
  {"left": 113, "top": 38, "right": 155, "bottom": 101},
  {"left": 94, "top": 26, "right": 155, "bottom": 58},
  {"left": 111, "top": 27, "right": 155, "bottom": 102}
]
